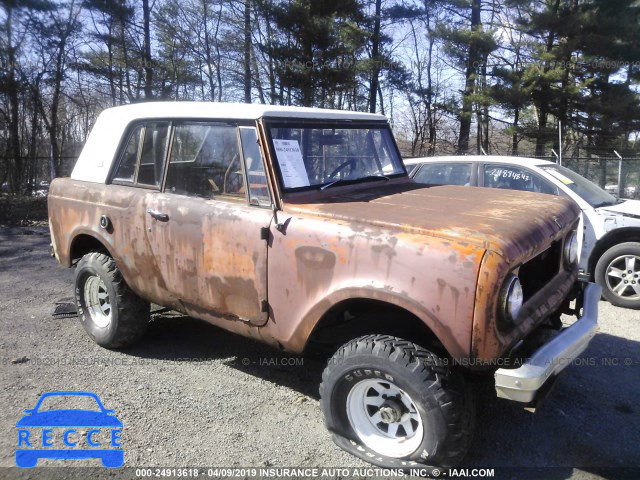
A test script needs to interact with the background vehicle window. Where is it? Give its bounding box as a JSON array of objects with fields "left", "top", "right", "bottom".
[
  {"left": 483, "top": 164, "right": 557, "bottom": 195},
  {"left": 112, "top": 125, "right": 143, "bottom": 182},
  {"left": 413, "top": 163, "right": 472, "bottom": 186},
  {"left": 137, "top": 122, "right": 170, "bottom": 187},
  {"left": 539, "top": 164, "right": 617, "bottom": 207},
  {"left": 165, "top": 124, "right": 244, "bottom": 199},
  {"left": 239, "top": 127, "right": 271, "bottom": 206}
]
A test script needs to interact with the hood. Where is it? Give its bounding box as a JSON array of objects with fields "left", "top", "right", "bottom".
[
  {"left": 598, "top": 199, "right": 640, "bottom": 219},
  {"left": 287, "top": 183, "right": 579, "bottom": 263}
]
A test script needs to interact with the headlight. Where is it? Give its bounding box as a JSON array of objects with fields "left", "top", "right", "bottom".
[
  {"left": 563, "top": 231, "right": 579, "bottom": 265},
  {"left": 499, "top": 274, "right": 524, "bottom": 326}
]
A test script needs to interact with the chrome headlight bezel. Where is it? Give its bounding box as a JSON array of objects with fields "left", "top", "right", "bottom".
[
  {"left": 498, "top": 274, "right": 524, "bottom": 327},
  {"left": 563, "top": 231, "right": 579, "bottom": 265}
]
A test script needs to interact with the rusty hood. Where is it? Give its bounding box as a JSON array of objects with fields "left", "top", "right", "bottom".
[{"left": 285, "top": 182, "right": 579, "bottom": 263}]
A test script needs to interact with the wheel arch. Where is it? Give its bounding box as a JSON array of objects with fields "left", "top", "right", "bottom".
[
  {"left": 588, "top": 228, "right": 640, "bottom": 279},
  {"left": 301, "top": 291, "right": 464, "bottom": 360},
  {"left": 68, "top": 231, "right": 114, "bottom": 266}
]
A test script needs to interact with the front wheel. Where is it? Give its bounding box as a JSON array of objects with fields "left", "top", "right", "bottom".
[
  {"left": 75, "top": 253, "right": 150, "bottom": 348},
  {"left": 595, "top": 242, "right": 640, "bottom": 309},
  {"left": 319, "top": 335, "right": 474, "bottom": 469}
]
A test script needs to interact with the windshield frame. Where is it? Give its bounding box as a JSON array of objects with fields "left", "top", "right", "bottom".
[
  {"left": 263, "top": 119, "right": 407, "bottom": 194},
  {"left": 537, "top": 163, "right": 618, "bottom": 208}
]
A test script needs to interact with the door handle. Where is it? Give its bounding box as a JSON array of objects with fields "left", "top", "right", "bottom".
[{"left": 147, "top": 208, "right": 169, "bottom": 222}]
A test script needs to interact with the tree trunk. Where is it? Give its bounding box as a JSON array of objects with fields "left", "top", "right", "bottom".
[
  {"left": 142, "top": 0, "right": 154, "bottom": 99},
  {"left": 457, "top": 0, "right": 481, "bottom": 154},
  {"left": 5, "top": 6, "right": 23, "bottom": 194},
  {"left": 368, "top": 0, "right": 382, "bottom": 113},
  {"left": 424, "top": 2, "right": 436, "bottom": 156},
  {"left": 244, "top": 0, "right": 252, "bottom": 103},
  {"left": 511, "top": 107, "right": 520, "bottom": 156},
  {"left": 534, "top": 0, "right": 560, "bottom": 159},
  {"left": 535, "top": 107, "right": 548, "bottom": 158},
  {"left": 301, "top": 42, "right": 314, "bottom": 106},
  {"left": 28, "top": 100, "right": 39, "bottom": 189}
]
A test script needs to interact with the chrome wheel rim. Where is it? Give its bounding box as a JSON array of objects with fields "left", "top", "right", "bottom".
[
  {"left": 605, "top": 254, "right": 640, "bottom": 300},
  {"left": 83, "top": 276, "right": 112, "bottom": 328},
  {"left": 346, "top": 378, "right": 424, "bottom": 458}
]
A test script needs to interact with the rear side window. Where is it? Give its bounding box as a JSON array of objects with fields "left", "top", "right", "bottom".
[
  {"left": 112, "top": 122, "right": 170, "bottom": 188},
  {"left": 165, "top": 124, "right": 244, "bottom": 199},
  {"left": 239, "top": 127, "right": 270, "bottom": 206},
  {"left": 413, "top": 163, "right": 472, "bottom": 186},
  {"left": 137, "top": 122, "right": 170, "bottom": 187},
  {"left": 113, "top": 125, "right": 143, "bottom": 182},
  {"left": 483, "top": 164, "right": 557, "bottom": 195}
]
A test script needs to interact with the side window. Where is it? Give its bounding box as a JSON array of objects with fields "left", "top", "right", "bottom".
[
  {"left": 483, "top": 164, "right": 557, "bottom": 195},
  {"left": 413, "top": 163, "right": 472, "bottom": 186},
  {"left": 239, "top": 127, "right": 271, "bottom": 206},
  {"left": 165, "top": 124, "right": 244, "bottom": 200},
  {"left": 137, "top": 122, "right": 170, "bottom": 187},
  {"left": 113, "top": 125, "right": 144, "bottom": 182}
]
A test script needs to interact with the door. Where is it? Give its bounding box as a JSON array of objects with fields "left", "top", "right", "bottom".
[
  {"left": 145, "top": 123, "right": 272, "bottom": 326},
  {"left": 106, "top": 121, "right": 177, "bottom": 305}
]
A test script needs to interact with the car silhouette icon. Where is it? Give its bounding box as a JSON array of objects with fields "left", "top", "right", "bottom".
[{"left": 15, "top": 391, "right": 123, "bottom": 468}]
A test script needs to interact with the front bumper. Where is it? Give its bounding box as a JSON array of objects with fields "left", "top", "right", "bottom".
[{"left": 494, "top": 282, "right": 600, "bottom": 403}]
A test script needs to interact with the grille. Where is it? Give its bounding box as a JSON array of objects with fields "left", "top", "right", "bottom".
[{"left": 518, "top": 240, "right": 563, "bottom": 301}]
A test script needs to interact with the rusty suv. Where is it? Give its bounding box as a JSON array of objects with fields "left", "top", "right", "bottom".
[{"left": 48, "top": 102, "right": 599, "bottom": 469}]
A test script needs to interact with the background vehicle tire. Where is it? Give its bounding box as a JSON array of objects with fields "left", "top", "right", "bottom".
[
  {"left": 595, "top": 242, "right": 640, "bottom": 310},
  {"left": 319, "top": 334, "right": 474, "bottom": 469},
  {"left": 75, "top": 252, "right": 150, "bottom": 348}
]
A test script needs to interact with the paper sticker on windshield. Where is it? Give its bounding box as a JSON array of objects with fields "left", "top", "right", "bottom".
[
  {"left": 273, "top": 139, "right": 310, "bottom": 188},
  {"left": 545, "top": 169, "right": 575, "bottom": 185}
]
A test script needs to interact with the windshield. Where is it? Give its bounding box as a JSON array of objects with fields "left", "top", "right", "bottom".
[
  {"left": 268, "top": 124, "right": 405, "bottom": 190},
  {"left": 539, "top": 164, "right": 617, "bottom": 208}
]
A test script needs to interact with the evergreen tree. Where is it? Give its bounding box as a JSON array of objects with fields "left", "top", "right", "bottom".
[
  {"left": 435, "top": 0, "right": 497, "bottom": 153},
  {"left": 264, "top": 0, "right": 366, "bottom": 107}
]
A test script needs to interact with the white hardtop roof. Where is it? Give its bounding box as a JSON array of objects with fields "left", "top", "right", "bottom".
[
  {"left": 97, "top": 101, "right": 388, "bottom": 123},
  {"left": 72, "top": 102, "right": 388, "bottom": 183},
  {"left": 404, "top": 155, "right": 555, "bottom": 168}
]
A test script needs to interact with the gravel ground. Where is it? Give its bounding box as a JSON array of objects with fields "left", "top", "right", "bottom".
[{"left": 0, "top": 226, "right": 638, "bottom": 479}]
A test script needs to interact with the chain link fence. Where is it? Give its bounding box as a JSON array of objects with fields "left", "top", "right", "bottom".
[{"left": 560, "top": 157, "right": 640, "bottom": 200}]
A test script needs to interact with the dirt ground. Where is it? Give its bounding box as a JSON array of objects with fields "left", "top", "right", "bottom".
[{"left": 0, "top": 226, "right": 638, "bottom": 480}]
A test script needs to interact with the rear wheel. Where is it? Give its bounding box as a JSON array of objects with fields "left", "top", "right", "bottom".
[
  {"left": 75, "top": 253, "right": 150, "bottom": 348},
  {"left": 319, "top": 334, "right": 474, "bottom": 469},
  {"left": 595, "top": 242, "right": 640, "bottom": 309}
]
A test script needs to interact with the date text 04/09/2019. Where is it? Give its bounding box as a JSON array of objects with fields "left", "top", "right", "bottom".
[{"left": 134, "top": 468, "right": 496, "bottom": 478}]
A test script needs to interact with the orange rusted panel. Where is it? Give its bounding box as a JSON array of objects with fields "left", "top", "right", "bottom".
[{"left": 262, "top": 179, "right": 580, "bottom": 358}]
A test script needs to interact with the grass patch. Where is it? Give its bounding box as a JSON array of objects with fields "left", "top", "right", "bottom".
[{"left": 0, "top": 194, "right": 48, "bottom": 226}]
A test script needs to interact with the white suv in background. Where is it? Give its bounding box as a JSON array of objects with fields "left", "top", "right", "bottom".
[{"left": 406, "top": 156, "right": 640, "bottom": 310}]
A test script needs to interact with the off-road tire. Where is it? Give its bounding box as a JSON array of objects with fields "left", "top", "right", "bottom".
[
  {"left": 319, "top": 334, "right": 474, "bottom": 469},
  {"left": 595, "top": 242, "right": 640, "bottom": 310},
  {"left": 75, "top": 252, "right": 150, "bottom": 348}
]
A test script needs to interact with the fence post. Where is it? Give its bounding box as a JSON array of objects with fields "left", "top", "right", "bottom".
[
  {"left": 614, "top": 150, "right": 623, "bottom": 197},
  {"left": 49, "top": 148, "right": 56, "bottom": 181}
]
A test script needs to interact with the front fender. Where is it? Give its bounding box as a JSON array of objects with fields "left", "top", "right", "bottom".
[{"left": 286, "top": 285, "right": 469, "bottom": 359}]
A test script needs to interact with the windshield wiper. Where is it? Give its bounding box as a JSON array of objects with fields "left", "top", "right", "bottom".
[
  {"left": 593, "top": 200, "right": 618, "bottom": 208},
  {"left": 320, "top": 175, "right": 390, "bottom": 191}
]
